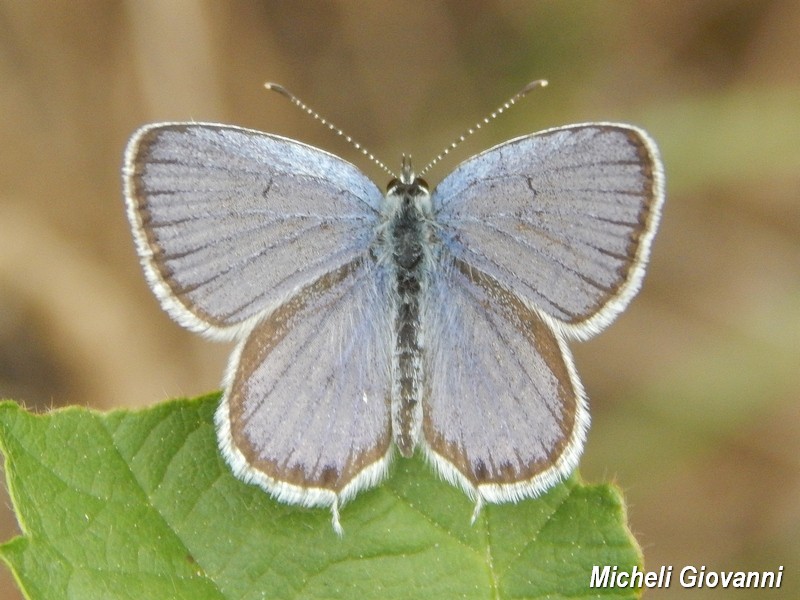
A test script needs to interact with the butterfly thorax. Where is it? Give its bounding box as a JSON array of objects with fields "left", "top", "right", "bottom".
[{"left": 382, "top": 171, "right": 434, "bottom": 457}]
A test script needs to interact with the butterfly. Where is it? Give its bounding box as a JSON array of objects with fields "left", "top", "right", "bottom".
[{"left": 123, "top": 83, "right": 664, "bottom": 534}]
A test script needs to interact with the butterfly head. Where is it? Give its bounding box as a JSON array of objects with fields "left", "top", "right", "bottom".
[
  {"left": 382, "top": 155, "right": 432, "bottom": 222},
  {"left": 386, "top": 154, "right": 429, "bottom": 198}
]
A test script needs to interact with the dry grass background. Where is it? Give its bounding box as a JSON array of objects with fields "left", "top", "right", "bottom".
[{"left": 1, "top": 2, "right": 798, "bottom": 598}]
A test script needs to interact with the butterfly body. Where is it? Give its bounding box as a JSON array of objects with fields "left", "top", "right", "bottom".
[
  {"left": 123, "top": 119, "right": 664, "bottom": 534},
  {"left": 378, "top": 160, "right": 435, "bottom": 457}
]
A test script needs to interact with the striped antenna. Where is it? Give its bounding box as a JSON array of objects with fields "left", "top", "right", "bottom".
[
  {"left": 265, "top": 83, "right": 397, "bottom": 180},
  {"left": 418, "top": 79, "right": 548, "bottom": 178}
]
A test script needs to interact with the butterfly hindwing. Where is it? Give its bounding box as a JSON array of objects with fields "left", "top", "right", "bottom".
[
  {"left": 216, "top": 256, "right": 395, "bottom": 518},
  {"left": 421, "top": 249, "right": 588, "bottom": 504}
]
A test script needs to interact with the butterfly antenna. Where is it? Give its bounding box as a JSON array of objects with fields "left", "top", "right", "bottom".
[
  {"left": 265, "top": 82, "right": 397, "bottom": 180},
  {"left": 418, "top": 79, "right": 548, "bottom": 178}
]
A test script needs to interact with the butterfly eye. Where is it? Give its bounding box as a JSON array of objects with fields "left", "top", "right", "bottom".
[
  {"left": 414, "top": 178, "right": 429, "bottom": 193},
  {"left": 386, "top": 178, "right": 400, "bottom": 193}
]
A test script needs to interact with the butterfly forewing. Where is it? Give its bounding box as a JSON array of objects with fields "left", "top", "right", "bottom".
[
  {"left": 421, "top": 251, "right": 588, "bottom": 502},
  {"left": 216, "top": 256, "right": 395, "bottom": 510},
  {"left": 124, "top": 124, "right": 383, "bottom": 339},
  {"left": 432, "top": 124, "right": 664, "bottom": 339}
]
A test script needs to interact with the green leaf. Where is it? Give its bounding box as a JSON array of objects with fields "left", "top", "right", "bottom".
[{"left": 0, "top": 395, "right": 641, "bottom": 599}]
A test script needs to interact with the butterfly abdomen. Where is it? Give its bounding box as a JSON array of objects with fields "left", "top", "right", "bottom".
[{"left": 386, "top": 183, "right": 433, "bottom": 457}]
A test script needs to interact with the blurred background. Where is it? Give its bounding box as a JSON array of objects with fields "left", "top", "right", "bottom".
[{"left": 1, "top": 2, "right": 798, "bottom": 598}]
